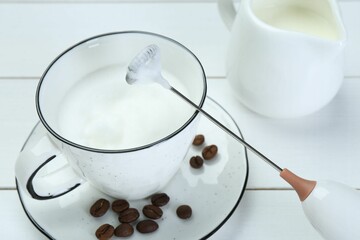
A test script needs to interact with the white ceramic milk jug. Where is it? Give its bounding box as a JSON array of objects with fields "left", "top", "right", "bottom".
[{"left": 218, "top": 0, "right": 346, "bottom": 118}]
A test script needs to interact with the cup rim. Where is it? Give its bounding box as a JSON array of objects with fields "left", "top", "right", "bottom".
[{"left": 36, "top": 30, "right": 207, "bottom": 154}]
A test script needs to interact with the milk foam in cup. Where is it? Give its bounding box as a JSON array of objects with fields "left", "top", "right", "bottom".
[
  {"left": 58, "top": 65, "right": 192, "bottom": 150},
  {"left": 15, "top": 31, "right": 207, "bottom": 200}
]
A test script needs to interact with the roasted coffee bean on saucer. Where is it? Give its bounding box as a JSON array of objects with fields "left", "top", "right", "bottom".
[
  {"left": 151, "top": 193, "right": 170, "bottom": 207},
  {"left": 114, "top": 223, "right": 134, "bottom": 238},
  {"left": 176, "top": 205, "right": 192, "bottom": 219},
  {"left": 192, "top": 134, "right": 205, "bottom": 146},
  {"left": 202, "top": 144, "right": 218, "bottom": 160},
  {"left": 90, "top": 198, "right": 110, "bottom": 217},
  {"left": 95, "top": 223, "right": 114, "bottom": 240},
  {"left": 189, "top": 156, "right": 204, "bottom": 169},
  {"left": 112, "top": 199, "right": 129, "bottom": 213},
  {"left": 118, "top": 208, "right": 140, "bottom": 223},
  {"left": 143, "top": 204, "right": 163, "bottom": 219},
  {"left": 136, "top": 220, "right": 159, "bottom": 234}
]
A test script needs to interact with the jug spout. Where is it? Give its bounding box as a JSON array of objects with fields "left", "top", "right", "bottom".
[{"left": 316, "top": 0, "right": 347, "bottom": 42}]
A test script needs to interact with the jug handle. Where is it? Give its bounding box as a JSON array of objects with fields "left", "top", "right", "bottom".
[{"left": 218, "top": 0, "right": 237, "bottom": 30}]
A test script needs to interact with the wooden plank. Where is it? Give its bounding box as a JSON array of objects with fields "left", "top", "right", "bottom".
[
  {"left": 207, "top": 77, "right": 360, "bottom": 188},
  {"left": 0, "top": 0, "right": 356, "bottom": 3},
  {"left": 211, "top": 190, "right": 321, "bottom": 240},
  {"left": 0, "top": 2, "right": 359, "bottom": 78},
  {"left": 341, "top": 2, "right": 360, "bottom": 76},
  {"left": 0, "top": 2, "right": 228, "bottom": 78},
  {"left": 0, "top": 190, "right": 47, "bottom": 240},
  {"left": 0, "top": 80, "right": 38, "bottom": 187},
  {"left": 0, "top": 190, "right": 321, "bottom": 240},
  {"left": 2, "top": 77, "right": 360, "bottom": 190}
]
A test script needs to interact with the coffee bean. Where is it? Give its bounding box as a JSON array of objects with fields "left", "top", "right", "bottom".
[
  {"left": 151, "top": 193, "right": 170, "bottom": 207},
  {"left": 95, "top": 223, "right": 114, "bottom": 240},
  {"left": 189, "top": 156, "right": 204, "bottom": 169},
  {"left": 202, "top": 144, "right": 218, "bottom": 160},
  {"left": 136, "top": 220, "right": 159, "bottom": 234},
  {"left": 90, "top": 198, "right": 110, "bottom": 217},
  {"left": 114, "top": 223, "right": 134, "bottom": 238},
  {"left": 176, "top": 205, "right": 192, "bottom": 219},
  {"left": 143, "top": 204, "right": 163, "bottom": 219},
  {"left": 112, "top": 199, "right": 129, "bottom": 213},
  {"left": 192, "top": 134, "right": 205, "bottom": 146},
  {"left": 118, "top": 208, "right": 140, "bottom": 223}
]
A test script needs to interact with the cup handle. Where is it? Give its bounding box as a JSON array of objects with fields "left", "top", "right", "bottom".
[
  {"left": 218, "top": 0, "right": 237, "bottom": 30},
  {"left": 15, "top": 133, "right": 84, "bottom": 200}
]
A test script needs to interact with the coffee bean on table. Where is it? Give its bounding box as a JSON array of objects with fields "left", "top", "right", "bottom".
[
  {"left": 114, "top": 223, "right": 134, "bottom": 238},
  {"left": 95, "top": 223, "right": 114, "bottom": 240},
  {"left": 192, "top": 134, "right": 205, "bottom": 146},
  {"left": 151, "top": 193, "right": 170, "bottom": 207},
  {"left": 189, "top": 156, "right": 204, "bottom": 169},
  {"left": 136, "top": 220, "right": 159, "bottom": 234},
  {"left": 202, "top": 144, "right": 218, "bottom": 160},
  {"left": 176, "top": 205, "right": 192, "bottom": 219},
  {"left": 112, "top": 199, "right": 129, "bottom": 213},
  {"left": 118, "top": 208, "right": 140, "bottom": 223},
  {"left": 143, "top": 204, "right": 163, "bottom": 219},
  {"left": 90, "top": 198, "right": 110, "bottom": 217}
]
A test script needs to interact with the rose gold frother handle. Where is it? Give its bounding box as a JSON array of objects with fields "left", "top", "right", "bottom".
[{"left": 280, "top": 169, "right": 316, "bottom": 201}]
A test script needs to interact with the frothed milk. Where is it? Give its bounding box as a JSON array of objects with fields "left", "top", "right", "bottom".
[{"left": 58, "top": 65, "right": 193, "bottom": 150}]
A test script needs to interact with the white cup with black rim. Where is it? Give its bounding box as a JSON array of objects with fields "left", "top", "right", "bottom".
[{"left": 15, "top": 31, "right": 207, "bottom": 200}]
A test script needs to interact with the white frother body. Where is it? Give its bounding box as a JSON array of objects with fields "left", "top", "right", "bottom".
[{"left": 302, "top": 180, "right": 360, "bottom": 240}]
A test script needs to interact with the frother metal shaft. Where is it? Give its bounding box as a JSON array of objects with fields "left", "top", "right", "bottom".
[
  {"left": 170, "top": 87, "right": 283, "bottom": 173},
  {"left": 125, "top": 44, "right": 282, "bottom": 173}
]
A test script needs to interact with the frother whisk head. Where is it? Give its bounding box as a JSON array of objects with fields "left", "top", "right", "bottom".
[{"left": 126, "top": 44, "right": 170, "bottom": 89}]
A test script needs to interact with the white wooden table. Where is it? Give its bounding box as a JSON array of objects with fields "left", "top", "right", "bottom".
[{"left": 1, "top": 1, "right": 360, "bottom": 239}]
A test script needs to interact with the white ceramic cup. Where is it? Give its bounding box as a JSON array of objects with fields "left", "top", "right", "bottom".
[{"left": 15, "top": 31, "right": 207, "bottom": 200}]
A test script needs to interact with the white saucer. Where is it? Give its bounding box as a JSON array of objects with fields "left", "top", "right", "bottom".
[{"left": 16, "top": 97, "right": 249, "bottom": 240}]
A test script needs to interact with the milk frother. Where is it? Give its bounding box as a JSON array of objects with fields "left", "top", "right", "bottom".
[{"left": 126, "top": 45, "right": 360, "bottom": 240}]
